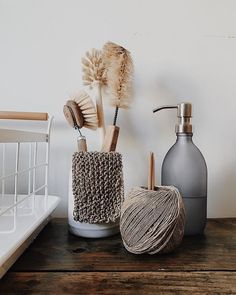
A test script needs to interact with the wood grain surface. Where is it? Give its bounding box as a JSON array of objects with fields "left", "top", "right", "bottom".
[
  {"left": 11, "top": 218, "right": 236, "bottom": 272},
  {"left": 0, "top": 218, "right": 235, "bottom": 294},
  {"left": 1, "top": 272, "right": 235, "bottom": 294}
]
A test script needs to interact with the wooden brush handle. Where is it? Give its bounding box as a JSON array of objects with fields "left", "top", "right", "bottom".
[
  {"left": 148, "top": 152, "right": 155, "bottom": 190},
  {"left": 77, "top": 136, "right": 87, "bottom": 152},
  {"left": 101, "top": 125, "right": 120, "bottom": 152},
  {"left": 0, "top": 111, "right": 48, "bottom": 121},
  {"left": 95, "top": 82, "right": 106, "bottom": 139}
]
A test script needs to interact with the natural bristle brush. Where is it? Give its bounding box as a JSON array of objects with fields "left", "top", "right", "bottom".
[
  {"left": 63, "top": 90, "right": 98, "bottom": 151},
  {"left": 82, "top": 49, "right": 107, "bottom": 142},
  {"left": 101, "top": 42, "right": 133, "bottom": 152},
  {"left": 72, "top": 90, "right": 98, "bottom": 130}
]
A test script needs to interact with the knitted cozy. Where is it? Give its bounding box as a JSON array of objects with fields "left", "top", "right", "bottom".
[{"left": 72, "top": 151, "right": 124, "bottom": 223}]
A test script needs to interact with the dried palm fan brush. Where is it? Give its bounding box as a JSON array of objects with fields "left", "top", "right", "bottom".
[
  {"left": 101, "top": 42, "right": 133, "bottom": 152},
  {"left": 82, "top": 49, "right": 107, "bottom": 142},
  {"left": 63, "top": 90, "right": 98, "bottom": 151}
]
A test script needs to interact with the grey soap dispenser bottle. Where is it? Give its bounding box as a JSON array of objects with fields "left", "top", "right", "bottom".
[{"left": 153, "top": 103, "right": 207, "bottom": 235}]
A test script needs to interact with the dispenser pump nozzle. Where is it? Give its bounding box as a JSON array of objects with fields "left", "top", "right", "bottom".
[{"left": 153, "top": 102, "right": 193, "bottom": 134}]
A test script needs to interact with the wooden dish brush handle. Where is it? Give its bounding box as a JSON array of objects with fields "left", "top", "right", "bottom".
[
  {"left": 94, "top": 82, "right": 106, "bottom": 140},
  {"left": 77, "top": 136, "right": 87, "bottom": 152},
  {"left": 101, "top": 125, "right": 120, "bottom": 152}
]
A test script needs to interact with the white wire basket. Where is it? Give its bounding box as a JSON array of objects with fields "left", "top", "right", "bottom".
[{"left": 0, "top": 111, "right": 60, "bottom": 279}]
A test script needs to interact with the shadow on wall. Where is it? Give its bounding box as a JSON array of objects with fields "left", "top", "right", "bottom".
[
  {"left": 118, "top": 72, "right": 207, "bottom": 196},
  {"left": 208, "top": 164, "right": 236, "bottom": 217},
  {"left": 116, "top": 76, "right": 182, "bottom": 192}
]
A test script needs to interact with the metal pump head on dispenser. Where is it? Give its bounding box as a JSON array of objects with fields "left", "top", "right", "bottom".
[{"left": 153, "top": 102, "right": 192, "bottom": 134}]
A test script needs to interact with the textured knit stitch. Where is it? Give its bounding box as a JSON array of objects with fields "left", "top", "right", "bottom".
[{"left": 72, "top": 151, "right": 124, "bottom": 223}]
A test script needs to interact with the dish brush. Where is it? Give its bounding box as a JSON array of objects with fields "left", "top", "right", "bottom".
[
  {"left": 63, "top": 90, "right": 98, "bottom": 151},
  {"left": 101, "top": 41, "right": 133, "bottom": 152},
  {"left": 82, "top": 49, "right": 107, "bottom": 141}
]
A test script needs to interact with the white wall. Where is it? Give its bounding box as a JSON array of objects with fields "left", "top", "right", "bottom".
[{"left": 0, "top": 0, "right": 235, "bottom": 217}]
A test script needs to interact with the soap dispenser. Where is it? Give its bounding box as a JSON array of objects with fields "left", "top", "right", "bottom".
[{"left": 153, "top": 103, "right": 207, "bottom": 235}]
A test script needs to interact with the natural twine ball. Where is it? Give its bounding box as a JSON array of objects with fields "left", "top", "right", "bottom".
[{"left": 120, "top": 186, "right": 185, "bottom": 254}]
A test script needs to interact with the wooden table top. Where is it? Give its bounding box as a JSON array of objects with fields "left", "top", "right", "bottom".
[{"left": 0, "top": 218, "right": 235, "bottom": 294}]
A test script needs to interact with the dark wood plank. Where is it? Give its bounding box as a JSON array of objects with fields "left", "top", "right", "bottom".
[
  {"left": 1, "top": 271, "right": 235, "bottom": 294},
  {"left": 11, "top": 218, "right": 236, "bottom": 272}
]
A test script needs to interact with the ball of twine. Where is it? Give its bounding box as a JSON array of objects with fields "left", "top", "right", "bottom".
[{"left": 120, "top": 186, "right": 185, "bottom": 254}]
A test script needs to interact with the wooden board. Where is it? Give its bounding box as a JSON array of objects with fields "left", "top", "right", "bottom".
[
  {"left": 10, "top": 218, "right": 236, "bottom": 272},
  {"left": 1, "top": 271, "right": 235, "bottom": 294},
  {"left": 0, "top": 218, "right": 235, "bottom": 294}
]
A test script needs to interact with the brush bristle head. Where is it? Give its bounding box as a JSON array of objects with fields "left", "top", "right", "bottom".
[
  {"left": 71, "top": 90, "right": 98, "bottom": 130},
  {"left": 82, "top": 48, "right": 107, "bottom": 88},
  {"left": 102, "top": 42, "right": 133, "bottom": 109}
]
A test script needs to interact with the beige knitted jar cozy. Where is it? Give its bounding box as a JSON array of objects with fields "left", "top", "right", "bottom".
[{"left": 72, "top": 151, "right": 124, "bottom": 223}]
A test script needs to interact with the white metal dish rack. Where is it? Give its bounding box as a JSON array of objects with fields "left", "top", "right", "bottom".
[{"left": 0, "top": 111, "right": 60, "bottom": 279}]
